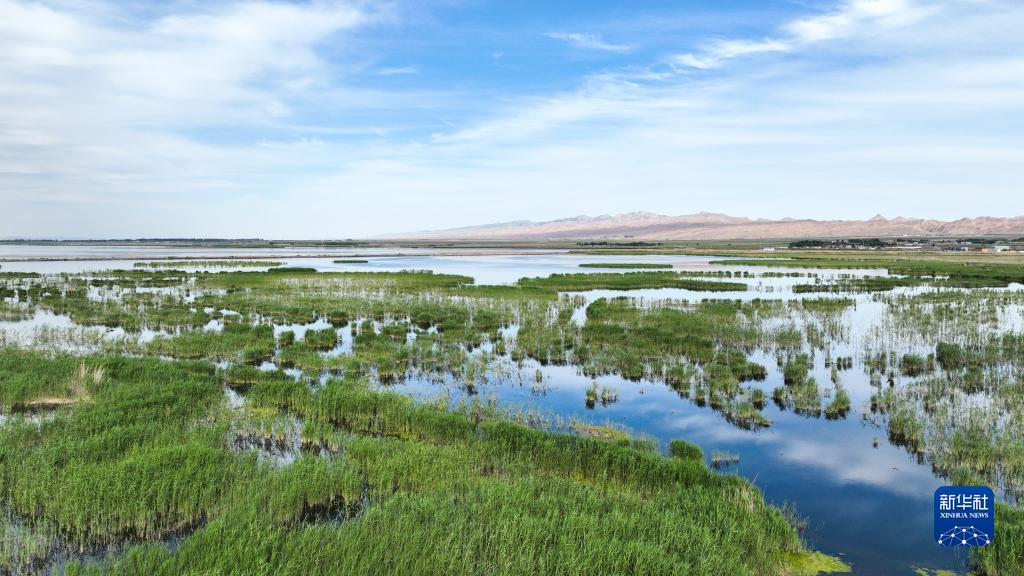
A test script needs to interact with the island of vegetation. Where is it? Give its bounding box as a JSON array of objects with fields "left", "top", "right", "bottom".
[{"left": 133, "top": 260, "right": 284, "bottom": 268}]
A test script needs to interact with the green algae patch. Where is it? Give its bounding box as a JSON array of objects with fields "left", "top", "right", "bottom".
[
  {"left": 784, "top": 551, "right": 851, "bottom": 575},
  {"left": 913, "top": 569, "right": 957, "bottom": 576}
]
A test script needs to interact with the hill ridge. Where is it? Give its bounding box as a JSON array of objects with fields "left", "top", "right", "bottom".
[{"left": 385, "top": 213, "right": 1024, "bottom": 240}]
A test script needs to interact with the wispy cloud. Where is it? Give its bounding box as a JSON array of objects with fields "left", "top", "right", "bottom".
[
  {"left": 672, "top": 39, "right": 790, "bottom": 69},
  {"left": 672, "top": 0, "right": 933, "bottom": 69},
  {"left": 785, "top": 0, "right": 931, "bottom": 42},
  {"left": 0, "top": 0, "right": 389, "bottom": 135},
  {"left": 378, "top": 66, "right": 418, "bottom": 76},
  {"left": 546, "top": 32, "right": 630, "bottom": 52}
]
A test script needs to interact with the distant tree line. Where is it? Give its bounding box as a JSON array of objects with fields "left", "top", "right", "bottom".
[
  {"left": 788, "top": 238, "right": 892, "bottom": 249},
  {"left": 577, "top": 241, "right": 663, "bottom": 247}
]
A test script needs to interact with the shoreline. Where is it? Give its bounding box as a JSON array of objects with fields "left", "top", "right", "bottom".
[{"left": 0, "top": 250, "right": 569, "bottom": 263}]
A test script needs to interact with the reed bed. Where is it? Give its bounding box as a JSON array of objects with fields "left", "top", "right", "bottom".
[
  {"left": 148, "top": 321, "right": 275, "bottom": 363},
  {"left": 712, "top": 256, "right": 1024, "bottom": 287},
  {"left": 134, "top": 261, "right": 284, "bottom": 268},
  {"left": 518, "top": 272, "right": 747, "bottom": 292},
  {"left": 0, "top": 346, "right": 836, "bottom": 575}
]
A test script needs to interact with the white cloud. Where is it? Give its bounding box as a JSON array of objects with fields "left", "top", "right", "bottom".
[
  {"left": 777, "top": 436, "right": 940, "bottom": 496},
  {"left": 378, "top": 66, "right": 418, "bottom": 76},
  {"left": 673, "top": 0, "right": 932, "bottom": 69},
  {"left": 546, "top": 32, "right": 630, "bottom": 52},
  {"left": 785, "top": 0, "right": 930, "bottom": 42},
  {"left": 0, "top": 1, "right": 374, "bottom": 118},
  {"left": 672, "top": 39, "right": 790, "bottom": 69},
  {"left": 0, "top": 0, "right": 383, "bottom": 209}
]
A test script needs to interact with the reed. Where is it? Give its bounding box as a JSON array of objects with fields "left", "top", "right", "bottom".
[
  {"left": 303, "top": 328, "right": 339, "bottom": 351},
  {"left": 134, "top": 261, "right": 283, "bottom": 268},
  {"left": 711, "top": 256, "right": 1024, "bottom": 287},
  {"left": 518, "top": 272, "right": 747, "bottom": 292},
  {"left": 0, "top": 342, "right": 851, "bottom": 575},
  {"left": 148, "top": 321, "right": 275, "bottom": 363}
]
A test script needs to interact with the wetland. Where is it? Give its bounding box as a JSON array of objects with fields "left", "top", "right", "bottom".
[{"left": 1, "top": 246, "right": 1023, "bottom": 575}]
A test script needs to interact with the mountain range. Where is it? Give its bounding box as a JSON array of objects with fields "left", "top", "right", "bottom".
[{"left": 387, "top": 212, "right": 1024, "bottom": 241}]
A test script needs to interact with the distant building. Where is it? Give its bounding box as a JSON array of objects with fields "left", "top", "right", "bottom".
[{"left": 992, "top": 244, "right": 1010, "bottom": 252}]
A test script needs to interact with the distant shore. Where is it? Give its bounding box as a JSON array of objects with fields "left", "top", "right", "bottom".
[{"left": 0, "top": 250, "right": 567, "bottom": 263}]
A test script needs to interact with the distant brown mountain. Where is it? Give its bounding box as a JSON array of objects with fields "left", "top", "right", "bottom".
[{"left": 388, "top": 212, "right": 1024, "bottom": 240}]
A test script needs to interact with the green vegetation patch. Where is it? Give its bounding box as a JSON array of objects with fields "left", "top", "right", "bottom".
[
  {"left": 783, "top": 551, "right": 852, "bottom": 575},
  {"left": 134, "top": 261, "right": 284, "bottom": 268},
  {"left": 519, "top": 272, "right": 746, "bottom": 292},
  {"left": 714, "top": 257, "right": 1024, "bottom": 287},
  {"left": 970, "top": 503, "right": 1024, "bottom": 576},
  {"left": 0, "top": 348, "right": 830, "bottom": 576},
  {"left": 148, "top": 321, "right": 275, "bottom": 363}
]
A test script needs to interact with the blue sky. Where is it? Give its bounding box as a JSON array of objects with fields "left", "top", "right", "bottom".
[{"left": 1, "top": 0, "right": 1023, "bottom": 238}]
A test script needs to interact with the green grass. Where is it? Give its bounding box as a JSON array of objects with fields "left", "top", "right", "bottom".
[
  {"left": 134, "top": 260, "right": 284, "bottom": 268},
  {"left": 793, "top": 276, "right": 923, "bottom": 293},
  {"left": 713, "top": 256, "right": 1024, "bottom": 287},
  {"left": 303, "top": 328, "right": 339, "bottom": 351},
  {"left": 224, "top": 365, "right": 296, "bottom": 390},
  {"left": 899, "top": 353, "right": 934, "bottom": 377},
  {"left": 0, "top": 349, "right": 87, "bottom": 410},
  {"left": 26, "top": 274, "right": 207, "bottom": 331},
  {"left": 668, "top": 439, "right": 704, "bottom": 461},
  {"left": 970, "top": 503, "right": 1024, "bottom": 576},
  {"left": 148, "top": 320, "right": 276, "bottom": 363},
  {"left": 784, "top": 551, "right": 851, "bottom": 575},
  {"left": 518, "top": 272, "right": 747, "bottom": 292},
  {"left": 573, "top": 298, "right": 773, "bottom": 427},
  {"left": 0, "top": 348, "right": 838, "bottom": 576},
  {"left": 823, "top": 386, "right": 851, "bottom": 420},
  {"left": 0, "top": 352, "right": 232, "bottom": 553}
]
